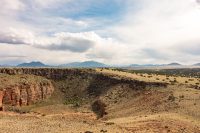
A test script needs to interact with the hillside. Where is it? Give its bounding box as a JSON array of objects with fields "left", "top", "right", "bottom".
[{"left": 0, "top": 68, "right": 200, "bottom": 132}]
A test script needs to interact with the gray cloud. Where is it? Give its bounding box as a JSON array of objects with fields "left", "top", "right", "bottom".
[
  {"left": 0, "top": 30, "right": 95, "bottom": 53},
  {"left": 142, "top": 48, "right": 168, "bottom": 60},
  {"left": 0, "top": 28, "right": 34, "bottom": 45},
  {"left": 0, "top": 33, "right": 27, "bottom": 45},
  {"left": 0, "top": 55, "right": 26, "bottom": 58},
  {"left": 175, "top": 41, "right": 200, "bottom": 56},
  {"left": 36, "top": 38, "right": 94, "bottom": 52},
  {"left": 0, "top": 38, "right": 24, "bottom": 45}
]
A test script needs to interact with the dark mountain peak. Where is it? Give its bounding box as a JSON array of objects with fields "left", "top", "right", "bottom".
[
  {"left": 17, "top": 61, "right": 47, "bottom": 67},
  {"left": 167, "top": 63, "right": 181, "bottom": 66},
  {"left": 60, "top": 61, "right": 107, "bottom": 68}
]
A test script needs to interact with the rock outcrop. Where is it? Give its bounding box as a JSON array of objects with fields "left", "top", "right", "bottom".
[
  {"left": 0, "top": 74, "right": 54, "bottom": 108},
  {"left": 0, "top": 90, "right": 4, "bottom": 110},
  {"left": 3, "top": 83, "right": 54, "bottom": 106}
]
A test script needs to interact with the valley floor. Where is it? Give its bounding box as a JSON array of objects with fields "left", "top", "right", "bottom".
[
  {"left": 1, "top": 111, "right": 200, "bottom": 133},
  {"left": 0, "top": 110, "right": 126, "bottom": 133}
]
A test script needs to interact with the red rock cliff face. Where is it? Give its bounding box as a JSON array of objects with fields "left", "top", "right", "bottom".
[
  {"left": 2, "top": 82, "right": 54, "bottom": 106},
  {"left": 0, "top": 91, "right": 4, "bottom": 110},
  {"left": 0, "top": 73, "right": 54, "bottom": 107}
]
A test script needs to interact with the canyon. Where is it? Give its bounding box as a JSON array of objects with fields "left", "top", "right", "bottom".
[
  {"left": 0, "top": 68, "right": 167, "bottom": 109},
  {"left": 0, "top": 68, "right": 200, "bottom": 132}
]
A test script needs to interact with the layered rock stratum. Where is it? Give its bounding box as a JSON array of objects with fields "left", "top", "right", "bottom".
[{"left": 0, "top": 73, "right": 54, "bottom": 108}]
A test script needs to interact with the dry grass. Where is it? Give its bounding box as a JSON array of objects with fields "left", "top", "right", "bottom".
[
  {"left": 0, "top": 73, "right": 49, "bottom": 90},
  {"left": 96, "top": 68, "right": 200, "bottom": 87}
]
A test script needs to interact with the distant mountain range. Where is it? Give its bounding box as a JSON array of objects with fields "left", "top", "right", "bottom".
[
  {"left": 129, "top": 63, "right": 182, "bottom": 67},
  {"left": 16, "top": 61, "right": 107, "bottom": 68},
  {"left": 60, "top": 61, "right": 107, "bottom": 68},
  {"left": 130, "top": 64, "right": 164, "bottom": 67},
  {"left": 194, "top": 63, "right": 200, "bottom": 66},
  {"left": 0, "top": 61, "right": 200, "bottom": 68},
  {"left": 17, "top": 61, "right": 48, "bottom": 67}
]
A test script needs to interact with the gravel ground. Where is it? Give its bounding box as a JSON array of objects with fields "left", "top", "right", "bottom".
[{"left": 0, "top": 112, "right": 127, "bottom": 133}]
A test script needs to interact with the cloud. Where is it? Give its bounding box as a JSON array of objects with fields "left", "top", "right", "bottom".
[
  {"left": 110, "top": 0, "right": 200, "bottom": 64},
  {"left": 0, "top": 0, "right": 128, "bottom": 65},
  {"left": 142, "top": 48, "right": 168, "bottom": 60},
  {"left": 35, "top": 32, "right": 96, "bottom": 52},
  {"left": 174, "top": 40, "right": 200, "bottom": 56},
  {"left": 0, "top": 28, "right": 34, "bottom": 45},
  {"left": 0, "top": 55, "right": 26, "bottom": 58},
  {"left": 31, "top": 0, "right": 72, "bottom": 8},
  {"left": 1, "top": 0, "right": 200, "bottom": 65},
  {"left": 0, "top": 27, "right": 128, "bottom": 64},
  {"left": 0, "top": 0, "right": 25, "bottom": 13},
  {"left": 0, "top": 29, "right": 96, "bottom": 52}
]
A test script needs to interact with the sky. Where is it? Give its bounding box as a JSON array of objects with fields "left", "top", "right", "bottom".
[{"left": 0, "top": 0, "right": 200, "bottom": 65}]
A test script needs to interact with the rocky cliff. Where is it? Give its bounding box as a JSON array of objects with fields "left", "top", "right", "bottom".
[
  {"left": 0, "top": 91, "right": 4, "bottom": 110},
  {"left": 3, "top": 83, "right": 54, "bottom": 106},
  {"left": 0, "top": 68, "right": 167, "bottom": 97},
  {"left": 0, "top": 74, "right": 54, "bottom": 108}
]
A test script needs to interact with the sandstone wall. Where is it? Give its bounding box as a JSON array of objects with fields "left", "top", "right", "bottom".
[
  {"left": 3, "top": 82, "right": 54, "bottom": 106},
  {"left": 0, "top": 70, "right": 55, "bottom": 107},
  {"left": 0, "top": 91, "right": 4, "bottom": 110}
]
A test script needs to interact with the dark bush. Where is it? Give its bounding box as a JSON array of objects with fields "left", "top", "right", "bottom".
[
  {"left": 168, "top": 95, "right": 175, "bottom": 102},
  {"left": 92, "top": 100, "right": 107, "bottom": 119}
]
